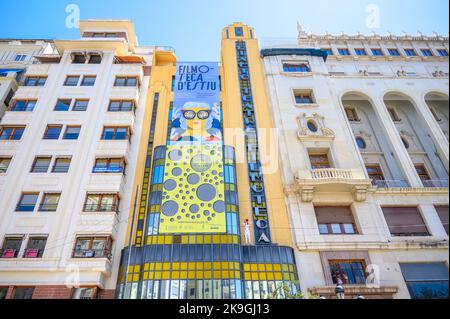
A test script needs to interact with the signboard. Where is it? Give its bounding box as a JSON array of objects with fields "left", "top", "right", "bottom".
[{"left": 159, "top": 62, "right": 226, "bottom": 234}]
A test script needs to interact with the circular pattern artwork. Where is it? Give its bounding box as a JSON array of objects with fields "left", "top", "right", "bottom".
[{"left": 162, "top": 201, "right": 178, "bottom": 217}]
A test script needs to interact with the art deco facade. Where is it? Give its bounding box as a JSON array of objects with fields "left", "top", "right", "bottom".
[
  {"left": 0, "top": 19, "right": 448, "bottom": 300},
  {"left": 262, "top": 25, "right": 449, "bottom": 299}
]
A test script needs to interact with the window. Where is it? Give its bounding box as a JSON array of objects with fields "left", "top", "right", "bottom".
[
  {"left": 283, "top": 63, "right": 310, "bottom": 73},
  {"left": 307, "top": 121, "right": 318, "bottom": 133},
  {"left": 235, "top": 27, "right": 244, "bottom": 37},
  {"left": 73, "top": 288, "right": 95, "bottom": 299},
  {"left": 437, "top": 49, "right": 449, "bottom": 57},
  {"left": 30, "top": 157, "right": 51, "bottom": 173},
  {"left": 355, "top": 48, "right": 367, "bottom": 56},
  {"left": 1, "top": 237, "right": 23, "bottom": 258},
  {"left": 344, "top": 107, "right": 360, "bottom": 122},
  {"left": 24, "top": 237, "right": 47, "bottom": 258},
  {"left": 84, "top": 194, "right": 119, "bottom": 212},
  {"left": 429, "top": 107, "right": 442, "bottom": 122},
  {"left": 435, "top": 206, "right": 449, "bottom": 235},
  {"left": 73, "top": 99, "right": 89, "bottom": 111},
  {"left": 382, "top": 207, "right": 430, "bottom": 237},
  {"left": 0, "top": 287, "right": 8, "bottom": 299},
  {"left": 371, "top": 48, "right": 383, "bottom": 56},
  {"left": 73, "top": 237, "right": 112, "bottom": 259},
  {"left": 101, "top": 127, "right": 130, "bottom": 140},
  {"left": 88, "top": 54, "right": 102, "bottom": 64},
  {"left": 338, "top": 48, "right": 350, "bottom": 56},
  {"left": 114, "top": 76, "right": 138, "bottom": 87},
  {"left": 388, "top": 108, "right": 401, "bottom": 122},
  {"left": 39, "top": 193, "right": 61, "bottom": 212},
  {"left": 4, "top": 89, "right": 14, "bottom": 107},
  {"left": 0, "top": 157, "right": 12, "bottom": 173},
  {"left": 72, "top": 54, "right": 86, "bottom": 64},
  {"left": 400, "top": 263, "right": 449, "bottom": 299},
  {"left": 294, "top": 92, "right": 313, "bottom": 104},
  {"left": 10, "top": 100, "right": 36, "bottom": 112},
  {"left": 92, "top": 32, "right": 118, "bottom": 38},
  {"left": 15, "top": 54, "right": 27, "bottom": 61},
  {"left": 330, "top": 260, "right": 367, "bottom": 285},
  {"left": 108, "top": 100, "right": 135, "bottom": 112},
  {"left": 43, "top": 125, "right": 62, "bottom": 140},
  {"left": 16, "top": 193, "right": 39, "bottom": 212},
  {"left": 23, "top": 76, "right": 46, "bottom": 86},
  {"left": 52, "top": 157, "right": 71, "bottom": 173},
  {"left": 355, "top": 137, "right": 367, "bottom": 149},
  {"left": 64, "top": 76, "right": 80, "bottom": 86},
  {"left": 93, "top": 158, "right": 125, "bottom": 174},
  {"left": 366, "top": 165, "right": 385, "bottom": 184},
  {"left": 415, "top": 164, "right": 431, "bottom": 185},
  {"left": 54, "top": 99, "right": 71, "bottom": 111},
  {"left": 63, "top": 126, "right": 81, "bottom": 140},
  {"left": 388, "top": 48, "right": 400, "bottom": 56},
  {"left": 323, "top": 48, "right": 333, "bottom": 56},
  {"left": 13, "top": 287, "right": 34, "bottom": 300},
  {"left": 405, "top": 49, "right": 417, "bottom": 57},
  {"left": 315, "top": 206, "right": 357, "bottom": 235},
  {"left": 0, "top": 126, "right": 25, "bottom": 140},
  {"left": 421, "top": 49, "right": 433, "bottom": 57},
  {"left": 81, "top": 76, "right": 96, "bottom": 87},
  {"left": 309, "top": 153, "right": 331, "bottom": 169}
]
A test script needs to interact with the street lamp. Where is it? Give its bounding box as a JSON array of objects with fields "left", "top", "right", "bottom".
[{"left": 335, "top": 283, "right": 345, "bottom": 300}]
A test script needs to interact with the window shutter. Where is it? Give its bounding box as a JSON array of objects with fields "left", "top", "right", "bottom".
[
  {"left": 382, "top": 207, "right": 429, "bottom": 236},
  {"left": 435, "top": 206, "right": 449, "bottom": 235},
  {"left": 315, "top": 206, "right": 355, "bottom": 224}
]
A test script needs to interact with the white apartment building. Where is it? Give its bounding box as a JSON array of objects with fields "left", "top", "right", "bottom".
[
  {"left": 0, "top": 39, "right": 54, "bottom": 119},
  {"left": 262, "top": 25, "right": 449, "bottom": 299},
  {"left": 0, "top": 20, "right": 160, "bottom": 299}
]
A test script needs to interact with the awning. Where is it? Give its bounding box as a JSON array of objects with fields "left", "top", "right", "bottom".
[{"left": 114, "top": 56, "right": 145, "bottom": 64}]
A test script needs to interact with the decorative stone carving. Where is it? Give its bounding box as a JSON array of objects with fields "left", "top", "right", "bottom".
[
  {"left": 352, "top": 185, "right": 369, "bottom": 202},
  {"left": 297, "top": 113, "right": 335, "bottom": 141},
  {"left": 356, "top": 131, "right": 379, "bottom": 152},
  {"left": 400, "top": 130, "right": 422, "bottom": 152},
  {"left": 300, "top": 186, "right": 315, "bottom": 202}
]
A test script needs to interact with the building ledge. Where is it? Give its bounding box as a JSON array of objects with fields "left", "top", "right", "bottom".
[
  {"left": 308, "top": 285, "right": 399, "bottom": 299},
  {"left": 296, "top": 240, "right": 449, "bottom": 251}
]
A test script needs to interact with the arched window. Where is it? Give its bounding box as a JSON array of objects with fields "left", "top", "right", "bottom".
[
  {"left": 401, "top": 137, "right": 410, "bottom": 149},
  {"left": 356, "top": 137, "right": 367, "bottom": 149},
  {"left": 307, "top": 121, "right": 318, "bottom": 132}
]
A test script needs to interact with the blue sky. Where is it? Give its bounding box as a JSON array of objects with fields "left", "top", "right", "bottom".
[{"left": 0, "top": 0, "right": 448, "bottom": 61}]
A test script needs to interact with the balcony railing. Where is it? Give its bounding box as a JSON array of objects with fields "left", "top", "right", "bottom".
[
  {"left": 92, "top": 166, "right": 125, "bottom": 174},
  {"left": 421, "top": 180, "right": 449, "bottom": 188},
  {"left": 23, "top": 249, "right": 44, "bottom": 258},
  {"left": 0, "top": 249, "right": 19, "bottom": 258},
  {"left": 310, "top": 168, "right": 354, "bottom": 180},
  {"left": 372, "top": 180, "right": 410, "bottom": 188},
  {"left": 83, "top": 204, "right": 118, "bottom": 213},
  {"left": 72, "top": 249, "right": 112, "bottom": 260}
]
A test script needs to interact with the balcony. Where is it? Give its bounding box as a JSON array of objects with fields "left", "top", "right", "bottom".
[
  {"left": 72, "top": 249, "right": 112, "bottom": 261},
  {"left": 83, "top": 204, "right": 119, "bottom": 213},
  {"left": 421, "top": 180, "right": 449, "bottom": 188},
  {"left": 308, "top": 285, "right": 399, "bottom": 299},
  {"left": 372, "top": 180, "right": 410, "bottom": 188},
  {"left": 295, "top": 168, "right": 372, "bottom": 202}
]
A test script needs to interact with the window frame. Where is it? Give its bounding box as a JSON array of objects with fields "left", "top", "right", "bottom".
[
  {"left": 63, "top": 75, "right": 81, "bottom": 87},
  {"left": 108, "top": 100, "right": 135, "bottom": 112},
  {"left": 355, "top": 48, "right": 367, "bottom": 56},
  {"left": 0, "top": 126, "right": 25, "bottom": 141},
  {"left": 80, "top": 75, "right": 97, "bottom": 87},
  {"left": 52, "top": 157, "right": 72, "bottom": 173},
  {"left": 39, "top": 193, "right": 61, "bottom": 212},
  {"left": 30, "top": 156, "right": 52, "bottom": 173},
  {"left": 54, "top": 99, "right": 72, "bottom": 112},
  {"left": 309, "top": 153, "right": 332, "bottom": 169},
  {"left": 404, "top": 48, "right": 418, "bottom": 57},
  {"left": 101, "top": 126, "right": 131, "bottom": 141},
  {"left": 371, "top": 48, "right": 384, "bottom": 56},
  {"left": 16, "top": 193, "right": 39, "bottom": 212},
  {"left": 338, "top": 48, "right": 351, "bottom": 56},
  {"left": 388, "top": 48, "right": 401, "bottom": 56},
  {"left": 114, "top": 76, "right": 139, "bottom": 87},
  {"left": 63, "top": 126, "right": 81, "bottom": 140},
  {"left": 1, "top": 236, "right": 23, "bottom": 258},
  {"left": 43, "top": 125, "right": 63, "bottom": 140},
  {"left": 24, "top": 236, "right": 47, "bottom": 258},
  {"left": 344, "top": 107, "right": 360, "bottom": 122},
  {"left": 73, "top": 236, "right": 112, "bottom": 259},
  {"left": 282, "top": 63, "right": 311, "bottom": 73},
  {"left": 329, "top": 259, "right": 368, "bottom": 285},
  {"left": 23, "top": 76, "right": 47, "bottom": 87},
  {"left": 72, "top": 99, "right": 89, "bottom": 112},
  {"left": 92, "top": 158, "right": 126, "bottom": 174},
  {"left": 9, "top": 99, "right": 37, "bottom": 112},
  {"left": 83, "top": 193, "right": 120, "bottom": 213},
  {"left": 0, "top": 157, "right": 12, "bottom": 173}
]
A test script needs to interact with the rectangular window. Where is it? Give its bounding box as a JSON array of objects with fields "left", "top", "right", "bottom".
[
  {"left": 435, "top": 206, "right": 449, "bottom": 235},
  {"left": 355, "top": 48, "right": 367, "bottom": 56},
  {"left": 43, "top": 125, "right": 62, "bottom": 140},
  {"left": 23, "top": 76, "right": 46, "bottom": 86},
  {"left": 73, "top": 237, "right": 112, "bottom": 259},
  {"left": 114, "top": 76, "right": 138, "bottom": 87},
  {"left": 315, "top": 206, "right": 357, "bottom": 235},
  {"left": 400, "top": 263, "right": 449, "bottom": 299},
  {"left": 39, "top": 193, "right": 61, "bottom": 212},
  {"left": 72, "top": 54, "right": 86, "bottom": 64},
  {"left": 4, "top": 89, "right": 14, "bottom": 107},
  {"left": 63, "top": 126, "right": 81, "bottom": 140},
  {"left": 283, "top": 63, "right": 310, "bottom": 73},
  {"left": 415, "top": 164, "right": 431, "bottom": 184},
  {"left": 0, "top": 126, "right": 25, "bottom": 140},
  {"left": 24, "top": 237, "right": 47, "bottom": 258},
  {"left": 294, "top": 92, "right": 314, "bottom": 104},
  {"left": 382, "top": 207, "right": 430, "bottom": 237},
  {"left": 81, "top": 76, "right": 96, "bottom": 87},
  {"left": 73, "top": 288, "right": 95, "bottom": 299},
  {"left": 64, "top": 76, "right": 80, "bottom": 86},
  {"left": 10, "top": 100, "right": 37, "bottom": 112},
  {"left": 52, "top": 157, "right": 71, "bottom": 173},
  {"left": 388, "top": 48, "right": 401, "bottom": 56},
  {"left": 16, "top": 193, "right": 39, "bottom": 212},
  {"left": 437, "top": 49, "right": 449, "bottom": 57},
  {"left": 101, "top": 127, "right": 130, "bottom": 140},
  {"left": 84, "top": 194, "right": 119, "bottom": 212},
  {"left": 88, "top": 54, "right": 102, "bottom": 64},
  {"left": 421, "top": 49, "right": 433, "bottom": 57},
  {"left": 388, "top": 108, "right": 401, "bottom": 122},
  {"left": 329, "top": 260, "right": 367, "bottom": 285},
  {"left": 1, "top": 237, "right": 23, "bottom": 258},
  {"left": 54, "top": 99, "right": 71, "bottom": 111},
  {"left": 404, "top": 49, "right": 417, "bottom": 57},
  {"left": 72, "top": 99, "right": 89, "bottom": 111},
  {"left": 344, "top": 107, "right": 360, "bottom": 121},
  {"left": 0, "top": 157, "right": 12, "bottom": 173},
  {"left": 371, "top": 48, "right": 384, "bottom": 56},
  {"left": 0, "top": 287, "right": 8, "bottom": 299},
  {"left": 15, "top": 54, "right": 27, "bottom": 61},
  {"left": 309, "top": 153, "right": 331, "bottom": 169},
  {"left": 93, "top": 158, "right": 125, "bottom": 174},
  {"left": 13, "top": 287, "right": 34, "bottom": 300},
  {"left": 338, "top": 48, "right": 350, "bottom": 56},
  {"left": 366, "top": 164, "right": 385, "bottom": 185},
  {"left": 108, "top": 100, "right": 135, "bottom": 112},
  {"left": 235, "top": 27, "right": 244, "bottom": 37},
  {"left": 30, "top": 157, "right": 51, "bottom": 173}
]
